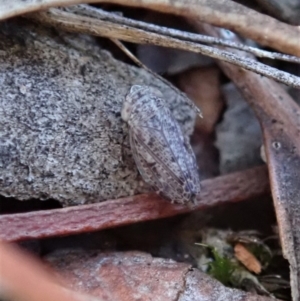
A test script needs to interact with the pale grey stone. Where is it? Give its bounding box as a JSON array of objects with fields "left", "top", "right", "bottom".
[{"left": 0, "top": 20, "right": 196, "bottom": 206}]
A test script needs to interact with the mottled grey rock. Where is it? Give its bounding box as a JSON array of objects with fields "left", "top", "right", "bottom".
[
  {"left": 215, "top": 83, "right": 263, "bottom": 174},
  {"left": 0, "top": 20, "right": 196, "bottom": 206}
]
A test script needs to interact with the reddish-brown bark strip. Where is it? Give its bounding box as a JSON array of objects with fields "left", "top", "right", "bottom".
[{"left": 0, "top": 166, "right": 269, "bottom": 242}]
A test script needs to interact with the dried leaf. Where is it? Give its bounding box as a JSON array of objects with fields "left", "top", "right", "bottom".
[{"left": 235, "top": 243, "right": 262, "bottom": 274}]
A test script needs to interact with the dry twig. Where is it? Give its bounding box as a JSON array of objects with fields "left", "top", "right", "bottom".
[
  {"left": 68, "top": 5, "right": 300, "bottom": 64},
  {"left": 29, "top": 8, "right": 300, "bottom": 88},
  {"left": 0, "top": 0, "right": 299, "bottom": 57}
]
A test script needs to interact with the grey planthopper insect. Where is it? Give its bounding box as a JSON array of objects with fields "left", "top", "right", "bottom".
[{"left": 121, "top": 85, "right": 201, "bottom": 205}]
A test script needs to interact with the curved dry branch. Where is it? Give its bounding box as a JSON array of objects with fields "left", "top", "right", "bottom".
[
  {"left": 67, "top": 5, "right": 300, "bottom": 64},
  {"left": 29, "top": 8, "right": 300, "bottom": 88},
  {"left": 0, "top": 0, "right": 299, "bottom": 57}
]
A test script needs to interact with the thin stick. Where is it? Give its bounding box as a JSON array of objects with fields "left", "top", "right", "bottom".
[
  {"left": 28, "top": 9, "right": 300, "bottom": 88},
  {"left": 1, "top": 0, "right": 300, "bottom": 57},
  {"left": 69, "top": 4, "right": 300, "bottom": 64},
  {"left": 111, "top": 38, "right": 202, "bottom": 117}
]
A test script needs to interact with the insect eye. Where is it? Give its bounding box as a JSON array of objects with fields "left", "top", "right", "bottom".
[
  {"left": 130, "top": 85, "right": 144, "bottom": 94},
  {"left": 121, "top": 101, "right": 132, "bottom": 122}
]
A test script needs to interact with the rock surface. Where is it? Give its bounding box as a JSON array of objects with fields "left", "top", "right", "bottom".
[{"left": 0, "top": 20, "right": 196, "bottom": 206}]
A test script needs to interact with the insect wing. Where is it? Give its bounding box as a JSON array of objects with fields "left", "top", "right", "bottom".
[
  {"left": 159, "top": 105, "right": 201, "bottom": 200},
  {"left": 129, "top": 129, "right": 164, "bottom": 192}
]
